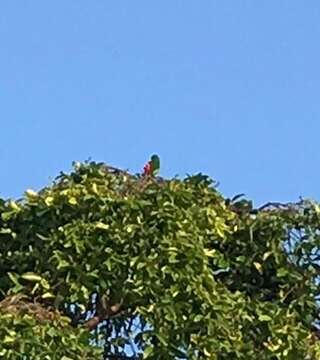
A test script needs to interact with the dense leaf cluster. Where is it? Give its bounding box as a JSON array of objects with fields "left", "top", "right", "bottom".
[
  {"left": 0, "top": 294, "right": 101, "bottom": 359},
  {"left": 0, "top": 162, "right": 320, "bottom": 359}
]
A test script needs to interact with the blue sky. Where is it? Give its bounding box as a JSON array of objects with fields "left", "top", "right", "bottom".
[{"left": 1, "top": 1, "right": 320, "bottom": 205}]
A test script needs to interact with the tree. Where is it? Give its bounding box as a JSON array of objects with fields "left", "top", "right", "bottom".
[{"left": 0, "top": 161, "right": 320, "bottom": 359}]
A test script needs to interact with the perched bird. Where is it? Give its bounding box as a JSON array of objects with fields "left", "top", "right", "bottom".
[{"left": 143, "top": 154, "right": 160, "bottom": 176}]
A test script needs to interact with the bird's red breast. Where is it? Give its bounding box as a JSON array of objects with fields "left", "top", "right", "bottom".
[{"left": 143, "top": 161, "right": 153, "bottom": 176}]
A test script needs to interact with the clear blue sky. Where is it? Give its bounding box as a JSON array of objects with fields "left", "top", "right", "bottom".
[{"left": 1, "top": 1, "right": 320, "bottom": 205}]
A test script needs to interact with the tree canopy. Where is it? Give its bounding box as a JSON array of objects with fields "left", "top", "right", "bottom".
[{"left": 1, "top": 161, "right": 320, "bottom": 359}]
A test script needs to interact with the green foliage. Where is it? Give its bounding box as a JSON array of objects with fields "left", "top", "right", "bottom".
[
  {"left": 0, "top": 295, "right": 101, "bottom": 359},
  {"left": 0, "top": 161, "right": 320, "bottom": 359}
]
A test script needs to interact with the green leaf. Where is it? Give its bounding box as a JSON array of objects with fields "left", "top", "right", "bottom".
[
  {"left": 41, "top": 292, "right": 55, "bottom": 299},
  {"left": 143, "top": 346, "right": 154, "bottom": 358},
  {"left": 277, "top": 268, "right": 289, "bottom": 277},
  {"left": 21, "top": 273, "right": 43, "bottom": 282},
  {"left": 253, "top": 262, "right": 263, "bottom": 273},
  {"left": 7, "top": 272, "right": 21, "bottom": 287},
  {"left": 95, "top": 222, "right": 109, "bottom": 230},
  {"left": 68, "top": 197, "right": 77, "bottom": 205},
  {"left": 258, "top": 314, "right": 273, "bottom": 322}
]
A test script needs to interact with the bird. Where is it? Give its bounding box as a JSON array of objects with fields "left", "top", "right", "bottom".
[{"left": 143, "top": 154, "right": 160, "bottom": 176}]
